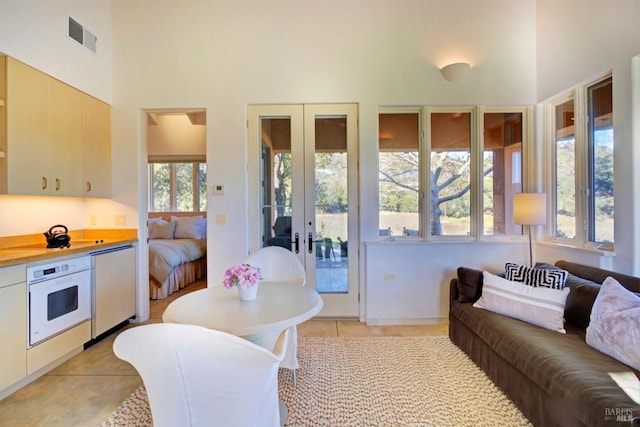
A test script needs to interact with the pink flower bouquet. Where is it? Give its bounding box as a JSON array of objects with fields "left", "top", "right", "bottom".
[{"left": 223, "top": 264, "right": 262, "bottom": 289}]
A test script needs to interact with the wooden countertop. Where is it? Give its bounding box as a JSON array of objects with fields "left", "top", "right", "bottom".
[{"left": 0, "top": 229, "right": 138, "bottom": 268}]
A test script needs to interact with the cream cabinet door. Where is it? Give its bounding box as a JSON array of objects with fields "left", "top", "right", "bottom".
[
  {"left": 48, "top": 77, "right": 82, "bottom": 196},
  {"left": 81, "top": 94, "right": 111, "bottom": 198},
  {"left": 6, "top": 58, "right": 82, "bottom": 196},
  {"left": 6, "top": 57, "right": 50, "bottom": 195},
  {"left": 0, "top": 265, "right": 27, "bottom": 392},
  {"left": 93, "top": 246, "right": 136, "bottom": 338}
]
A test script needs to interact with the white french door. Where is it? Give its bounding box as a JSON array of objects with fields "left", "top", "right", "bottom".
[{"left": 248, "top": 104, "right": 359, "bottom": 317}]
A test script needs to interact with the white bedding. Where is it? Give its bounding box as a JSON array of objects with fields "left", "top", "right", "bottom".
[{"left": 149, "top": 238, "right": 206, "bottom": 288}]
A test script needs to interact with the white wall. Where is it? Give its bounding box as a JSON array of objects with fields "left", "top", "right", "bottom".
[
  {"left": 0, "top": 0, "right": 117, "bottom": 237},
  {"left": 111, "top": 0, "right": 538, "bottom": 298},
  {"left": 0, "top": 0, "right": 112, "bottom": 103},
  {"left": 536, "top": 0, "right": 640, "bottom": 275}
]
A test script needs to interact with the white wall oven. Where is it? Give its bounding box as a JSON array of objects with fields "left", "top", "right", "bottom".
[{"left": 27, "top": 256, "right": 92, "bottom": 348}]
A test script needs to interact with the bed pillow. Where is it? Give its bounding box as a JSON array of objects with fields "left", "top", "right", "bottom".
[
  {"left": 505, "top": 262, "right": 568, "bottom": 289},
  {"left": 172, "top": 215, "right": 206, "bottom": 239},
  {"left": 149, "top": 221, "right": 176, "bottom": 239},
  {"left": 148, "top": 217, "right": 167, "bottom": 225},
  {"left": 473, "top": 271, "right": 571, "bottom": 333},
  {"left": 586, "top": 276, "right": 640, "bottom": 370}
]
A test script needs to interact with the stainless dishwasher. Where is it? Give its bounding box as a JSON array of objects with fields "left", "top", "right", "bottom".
[{"left": 90, "top": 244, "right": 136, "bottom": 338}]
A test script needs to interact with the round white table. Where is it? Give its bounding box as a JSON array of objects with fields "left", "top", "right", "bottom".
[{"left": 162, "top": 281, "right": 323, "bottom": 351}]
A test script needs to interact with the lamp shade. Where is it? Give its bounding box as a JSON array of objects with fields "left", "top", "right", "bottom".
[
  {"left": 514, "top": 193, "right": 547, "bottom": 225},
  {"left": 440, "top": 62, "right": 471, "bottom": 83}
]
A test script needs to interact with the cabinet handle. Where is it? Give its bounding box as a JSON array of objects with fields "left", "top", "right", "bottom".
[
  {"left": 55, "top": 178, "right": 60, "bottom": 191},
  {"left": 86, "top": 181, "right": 92, "bottom": 193},
  {"left": 41, "top": 176, "right": 47, "bottom": 190}
]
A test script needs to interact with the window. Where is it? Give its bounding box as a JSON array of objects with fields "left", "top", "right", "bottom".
[
  {"left": 149, "top": 161, "right": 207, "bottom": 212},
  {"left": 482, "top": 112, "right": 523, "bottom": 236},
  {"left": 548, "top": 75, "right": 613, "bottom": 247},
  {"left": 378, "top": 110, "right": 420, "bottom": 237},
  {"left": 378, "top": 107, "right": 528, "bottom": 239},
  {"left": 430, "top": 111, "right": 472, "bottom": 236},
  {"left": 587, "top": 78, "right": 614, "bottom": 244}
]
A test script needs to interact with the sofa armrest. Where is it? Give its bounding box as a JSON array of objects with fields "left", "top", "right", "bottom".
[{"left": 450, "top": 278, "right": 460, "bottom": 303}]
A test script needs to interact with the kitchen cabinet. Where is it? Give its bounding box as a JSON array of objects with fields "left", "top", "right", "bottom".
[
  {"left": 0, "top": 264, "right": 27, "bottom": 392},
  {"left": 81, "top": 93, "right": 111, "bottom": 198},
  {"left": 1, "top": 56, "right": 110, "bottom": 197},
  {"left": 48, "top": 74, "right": 83, "bottom": 196},
  {"left": 5, "top": 57, "right": 50, "bottom": 195},
  {"left": 5, "top": 57, "right": 82, "bottom": 195},
  {"left": 92, "top": 245, "right": 136, "bottom": 338}
]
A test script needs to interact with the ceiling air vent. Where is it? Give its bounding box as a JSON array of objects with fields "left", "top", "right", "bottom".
[{"left": 68, "top": 17, "right": 97, "bottom": 53}]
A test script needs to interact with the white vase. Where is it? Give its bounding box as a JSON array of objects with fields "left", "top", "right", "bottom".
[{"left": 238, "top": 284, "right": 258, "bottom": 301}]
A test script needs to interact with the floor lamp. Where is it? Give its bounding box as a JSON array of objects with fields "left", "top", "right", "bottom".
[{"left": 513, "top": 193, "right": 547, "bottom": 267}]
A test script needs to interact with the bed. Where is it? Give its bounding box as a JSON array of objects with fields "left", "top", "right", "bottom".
[{"left": 148, "top": 213, "right": 207, "bottom": 300}]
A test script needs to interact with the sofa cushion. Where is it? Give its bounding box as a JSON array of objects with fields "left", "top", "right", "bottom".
[
  {"left": 505, "top": 262, "right": 568, "bottom": 289},
  {"left": 451, "top": 300, "right": 640, "bottom": 426},
  {"left": 563, "top": 274, "right": 601, "bottom": 330},
  {"left": 455, "top": 267, "right": 483, "bottom": 302},
  {"left": 555, "top": 260, "right": 640, "bottom": 293},
  {"left": 586, "top": 276, "right": 640, "bottom": 371}
]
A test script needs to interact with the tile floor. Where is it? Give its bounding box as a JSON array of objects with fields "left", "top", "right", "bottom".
[{"left": 0, "top": 280, "right": 448, "bottom": 427}]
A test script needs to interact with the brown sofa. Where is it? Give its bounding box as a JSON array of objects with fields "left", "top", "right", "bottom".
[{"left": 449, "top": 260, "right": 640, "bottom": 427}]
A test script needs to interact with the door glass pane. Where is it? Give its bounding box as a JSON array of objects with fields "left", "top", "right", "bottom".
[
  {"left": 483, "top": 112, "right": 523, "bottom": 236},
  {"left": 260, "top": 118, "right": 293, "bottom": 250},
  {"left": 430, "top": 112, "right": 471, "bottom": 236},
  {"left": 554, "top": 98, "right": 575, "bottom": 239},
  {"left": 378, "top": 112, "right": 420, "bottom": 237},
  {"left": 315, "top": 117, "right": 348, "bottom": 293}
]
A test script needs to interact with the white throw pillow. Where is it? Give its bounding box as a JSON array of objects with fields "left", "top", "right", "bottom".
[
  {"left": 149, "top": 221, "right": 176, "bottom": 239},
  {"left": 171, "top": 215, "right": 206, "bottom": 239},
  {"left": 586, "top": 276, "right": 640, "bottom": 370},
  {"left": 473, "top": 271, "right": 571, "bottom": 333}
]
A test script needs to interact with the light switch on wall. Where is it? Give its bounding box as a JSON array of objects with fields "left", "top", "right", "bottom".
[
  {"left": 215, "top": 214, "right": 227, "bottom": 224},
  {"left": 213, "top": 185, "right": 224, "bottom": 195}
]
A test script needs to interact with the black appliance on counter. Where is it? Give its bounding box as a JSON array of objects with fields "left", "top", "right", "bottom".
[{"left": 44, "top": 224, "right": 71, "bottom": 248}]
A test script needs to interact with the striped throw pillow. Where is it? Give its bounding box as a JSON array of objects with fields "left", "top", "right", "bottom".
[
  {"left": 505, "top": 262, "right": 568, "bottom": 289},
  {"left": 474, "top": 271, "right": 571, "bottom": 333}
]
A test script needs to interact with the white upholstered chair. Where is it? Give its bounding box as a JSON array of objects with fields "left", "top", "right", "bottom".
[
  {"left": 244, "top": 246, "right": 306, "bottom": 384},
  {"left": 113, "top": 323, "right": 288, "bottom": 427}
]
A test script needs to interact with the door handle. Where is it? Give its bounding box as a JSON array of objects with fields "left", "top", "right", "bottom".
[
  {"left": 291, "top": 232, "right": 299, "bottom": 253},
  {"left": 308, "top": 232, "right": 324, "bottom": 254}
]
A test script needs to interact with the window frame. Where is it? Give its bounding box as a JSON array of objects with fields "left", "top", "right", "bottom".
[
  {"left": 544, "top": 72, "right": 614, "bottom": 251},
  {"left": 148, "top": 157, "right": 207, "bottom": 213},
  {"left": 377, "top": 105, "right": 532, "bottom": 242}
]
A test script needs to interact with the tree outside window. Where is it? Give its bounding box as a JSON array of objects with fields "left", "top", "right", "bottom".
[{"left": 149, "top": 161, "right": 206, "bottom": 212}]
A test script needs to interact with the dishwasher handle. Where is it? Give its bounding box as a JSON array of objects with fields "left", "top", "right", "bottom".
[{"left": 89, "top": 244, "right": 133, "bottom": 256}]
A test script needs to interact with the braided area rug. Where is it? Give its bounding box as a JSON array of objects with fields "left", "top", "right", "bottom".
[{"left": 101, "top": 336, "right": 532, "bottom": 427}]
